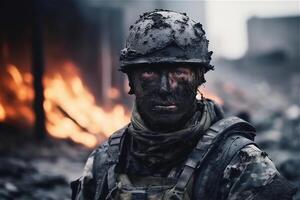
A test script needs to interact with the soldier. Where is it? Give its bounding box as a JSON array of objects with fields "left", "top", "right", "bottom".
[{"left": 71, "top": 10, "right": 296, "bottom": 200}]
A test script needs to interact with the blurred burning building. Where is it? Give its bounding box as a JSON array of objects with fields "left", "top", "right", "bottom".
[{"left": 0, "top": 0, "right": 131, "bottom": 147}]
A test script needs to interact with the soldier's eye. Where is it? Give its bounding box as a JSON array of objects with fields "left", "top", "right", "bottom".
[
  {"left": 144, "top": 71, "right": 154, "bottom": 75},
  {"left": 170, "top": 68, "right": 191, "bottom": 79},
  {"left": 141, "top": 70, "right": 156, "bottom": 78},
  {"left": 175, "top": 71, "right": 183, "bottom": 76},
  {"left": 172, "top": 70, "right": 186, "bottom": 77}
]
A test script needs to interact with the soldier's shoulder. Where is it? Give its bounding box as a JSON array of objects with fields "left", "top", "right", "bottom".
[
  {"left": 235, "top": 144, "right": 275, "bottom": 166},
  {"left": 107, "top": 124, "right": 128, "bottom": 141},
  {"left": 223, "top": 144, "right": 297, "bottom": 199},
  {"left": 72, "top": 127, "right": 128, "bottom": 200},
  {"left": 91, "top": 124, "right": 129, "bottom": 162},
  {"left": 81, "top": 140, "right": 109, "bottom": 178},
  {"left": 94, "top": 124, "right": 129, "bottom": 153},
  {"left": 223, "top": 143, "right": 278, "bottom": 187},
  {"left": 232, "top": 142, "right": 276, "bottom": 165}
]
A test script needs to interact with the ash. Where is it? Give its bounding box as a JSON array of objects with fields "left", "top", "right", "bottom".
[{"left": 0, "top": 124, "right": 92, "bottom": 200}]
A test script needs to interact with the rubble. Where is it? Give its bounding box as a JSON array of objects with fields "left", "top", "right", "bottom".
[
  {"left": 0, "top": 124, "right": 91, "bottom": 200},
  {"left": 255, "top": 108, "right": 300, "bottom": 199}
]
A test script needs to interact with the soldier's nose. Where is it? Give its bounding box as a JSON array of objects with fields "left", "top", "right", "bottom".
[{"left": 159, "top": 73, "right": 170, "bottom": 94}]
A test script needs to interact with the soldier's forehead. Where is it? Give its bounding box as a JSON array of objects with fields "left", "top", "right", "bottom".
[{"left": 136, "top": 64, "right": 194, "bottom": 71}]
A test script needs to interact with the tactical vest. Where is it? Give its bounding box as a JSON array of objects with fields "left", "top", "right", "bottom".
[{"left": 92, "top": 117, "right": 256, "bottom": 200}]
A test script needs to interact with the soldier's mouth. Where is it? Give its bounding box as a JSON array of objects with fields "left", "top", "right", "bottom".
[{"left": 153, "top": 105, "right": 177, "bottom": 112}]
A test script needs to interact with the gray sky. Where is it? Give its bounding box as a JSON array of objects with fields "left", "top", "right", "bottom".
[{"left": 205, "top": 0, "right": 300, "bottom": 58}]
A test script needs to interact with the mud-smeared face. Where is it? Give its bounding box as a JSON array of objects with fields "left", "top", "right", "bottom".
[{"left": 130, "top": 65, "right": 199, "bottom": 132}]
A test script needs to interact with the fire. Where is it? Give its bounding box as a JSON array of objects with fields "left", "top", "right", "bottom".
[
  {"left": 0, "top": 64, "right": 35, "bottom": 125},
  {"left": 198, "top": 87, "right": 224, "bottom": 105},
  {"left": 0, "top": 104, "right": 6, "bottom": 121},
  {"left": 107, "top": 88, "right": 120, "bottom": 99},
  {"left": 0, "top": 62, "right": 130, "bottom": 147},
  {"left": 7, "top": 65, "right": 23, "bottom": 85}
]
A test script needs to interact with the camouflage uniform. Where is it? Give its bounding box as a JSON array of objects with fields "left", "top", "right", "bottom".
[{"left": 72, "top": 101, "right": 296, "bottom": 200}]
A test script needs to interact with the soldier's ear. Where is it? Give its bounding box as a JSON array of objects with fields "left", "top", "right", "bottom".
[
  {"left": 128, "top": 85, "right": 134, "bottom": 95},
  {"left": 126, "top": 72, "right": 135, "bottom": 95},
  {"left": 195, "top": 68, "right": 206, "bottom": 87}
]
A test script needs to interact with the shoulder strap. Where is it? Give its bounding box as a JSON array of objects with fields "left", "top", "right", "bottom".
[
  {"left": 107, "top": 129, "right": 125, "bottom": 163},
  {"left": 166, "top": 116, "right": 255, "bottom": 199},
  {"left": 93, "top": 125, "right": 128, "bottom": 200},
  {"left": 216, "top": 135, "right": 255, "bottom": 170}
]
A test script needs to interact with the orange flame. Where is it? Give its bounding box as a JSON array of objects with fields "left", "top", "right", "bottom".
[
  {"left": 7, "top": 65, "right": 34, "bottom": 102},
  {"left": 0, "top": 62, "right": 130, "bottom": 147},
  {"left": 0, "top": 65, "right": 35, "bottom": 125},
  {"left": 197, "top": 87, "right": 224, "bottom": 105},
  {"left": 7, "top": 65, "right": 23, "bottom": 85},
  {"left": 0, "top": 104, "right": 6, "bottom": 121},
  {"left": 107, "top": 88, "right": 120, "bottom": 99}
]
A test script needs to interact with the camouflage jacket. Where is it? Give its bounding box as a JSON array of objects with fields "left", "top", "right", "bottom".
[{"left": 71, "top": 118, "right": 296, "bottom": 200}]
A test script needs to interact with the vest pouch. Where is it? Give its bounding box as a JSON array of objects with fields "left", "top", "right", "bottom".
[
  {"left": 117, "top": 185, "right": 173, "bottom": 200},
  {"left": 127, "top": 189, "right": 147, "bottom": 200},
  {"left": 163, "top": 187, "right": 185, "bottom": 200}
]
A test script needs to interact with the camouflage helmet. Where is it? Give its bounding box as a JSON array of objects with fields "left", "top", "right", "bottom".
[{"left": 120, "top": 9, "right": 214, "bottom": 73}]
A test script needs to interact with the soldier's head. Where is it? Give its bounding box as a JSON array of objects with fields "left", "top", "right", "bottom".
[{"left": 120, "top": 10, "right": 213, "bottom": 132}]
